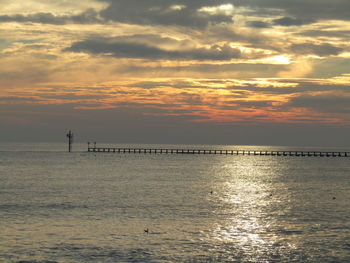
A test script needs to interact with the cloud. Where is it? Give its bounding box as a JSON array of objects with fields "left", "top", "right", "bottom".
[
  {"left": 2, "top": 77, "right": 350, "bottom": 136},
  {"left": 290, "top": 43, "right": 343, "bottom": 56},
  {"left": 246, "top": 20, "right": 271, "bottom": 28},
  {"left": 66, "top": 35, "right": 242, "bottom": 60},
  {"left": 273, "top": 17, "right": 314, "bottom": 26},
  {"left": 0, "top": 0, "right": 107, "bottom": 16},
  {"left": 201, "top": 25, "right": 285, "bottom": 53},
  {"left": 99, "top": 0, "right": 233, "bottom": 28},
  {"left": 0, "top": 1, "right": 234, "bottom": 27},
  {"left": 224, "top": 100, "right": 275, "bottom": 109},
  {"left": 97, "top": 60, "right": 287, "bottom": 79},
  {"left": 233, "top": 0, "right": 350, "bottom": 23},
  {"left": 0, "top": 9, "right": 101, "bottom": 24},
  {"left": 287, "top": 93, "right": 350, "bottom": 114},
  {"left": 96, "top": 0, "right": 350, "bottom": 28},
  {"left": 298, "top": 29, "right": 350, "bottom": 39},
  {"left": 307, "top": 58, "right": 350, "bottom": 78},
  {"left": 0, "top": 96, "right": 42, "bottom": 103}
]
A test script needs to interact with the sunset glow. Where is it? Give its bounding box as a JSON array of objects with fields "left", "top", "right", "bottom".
[{"left": 1, "top": 0, "right": 349, "bottom": 144}]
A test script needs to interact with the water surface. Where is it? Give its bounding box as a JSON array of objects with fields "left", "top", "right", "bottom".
[{"left": 1, "top": 143, "right": 349, "bottom": 262}]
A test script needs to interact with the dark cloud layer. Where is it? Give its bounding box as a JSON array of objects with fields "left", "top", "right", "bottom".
[
  {"left": 247, "top": 21, "right": 271, "bottom": 28},
  {"left": 0, "top": 9, "right": 101, "bottom": 24},
  {"left": 97, "top": 0, "right": 350, "bottom": 29},
  {"left": 99, "top": 0, "right": 232, "bottom": 28},
  {"left": 234, "top": 0, "right": 350, "bottom": 22},
  {"left": 0, "top": 1, "right": 233, "bottom": 28},
  {"left": 273, "top": 17, "right": 314, "bottom": 26},
  {"left": 67, "top": 36, "right": 242, "bottom": 60},
  {"left": 290, "top": 43, "right": 343, "bottom": 56},
  {"left": 1, "top": 0, "right": 349, "bottom": 28},
  {"left": 287, "top": 93, "right": 350, "bottom": 114}
]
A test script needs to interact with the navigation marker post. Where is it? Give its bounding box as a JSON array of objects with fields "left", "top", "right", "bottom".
[{"left": 66, "top": 130, "right": 74, "bottom": 152}]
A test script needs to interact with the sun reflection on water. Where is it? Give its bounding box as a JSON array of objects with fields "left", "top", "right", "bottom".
[{"left": 208, "top": 155, "right": 299, "bottom": 260}]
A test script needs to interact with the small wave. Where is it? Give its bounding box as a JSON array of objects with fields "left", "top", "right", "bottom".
[
  {"left": 41, "top": 203, "right": 89, "bottom": 210},
  {"left": 0, "top": 203, "right": 88, "bottom": 210},
  {"left": 277, "top": 229, "right": 304, "bottom": 235}
]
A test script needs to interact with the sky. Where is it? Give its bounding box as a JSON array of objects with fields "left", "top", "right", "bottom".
[{"left": 0, "top": 0, "right": 350, "bottom": 147}]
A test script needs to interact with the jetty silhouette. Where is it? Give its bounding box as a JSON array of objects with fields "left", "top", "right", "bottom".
[
  {"left": 87, "top": 144, "right": 349, "bottom": 158},
  {"left": 67, "top": 131, "right": 349, "bottom": 157}
]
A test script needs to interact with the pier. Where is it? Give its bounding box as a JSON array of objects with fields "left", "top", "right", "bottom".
[{"left": 87, "top": 146, "right": 350, "bottom": 157}]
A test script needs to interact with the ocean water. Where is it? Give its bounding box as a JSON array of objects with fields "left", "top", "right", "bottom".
[{"left": 0, "top": 143, "right": 349, "bottom": 263}]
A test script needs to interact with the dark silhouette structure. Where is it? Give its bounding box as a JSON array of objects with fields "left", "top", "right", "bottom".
[
  {"left": 87, "top": 144, "right": 350, "bottom": 158},
  {"left": 66, "top": 130, "right": 74, "bottom": 152}
]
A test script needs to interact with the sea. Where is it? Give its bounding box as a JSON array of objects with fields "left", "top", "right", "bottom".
[{"left": 0, "top": 142, "right": 349, "bottom": 263}]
